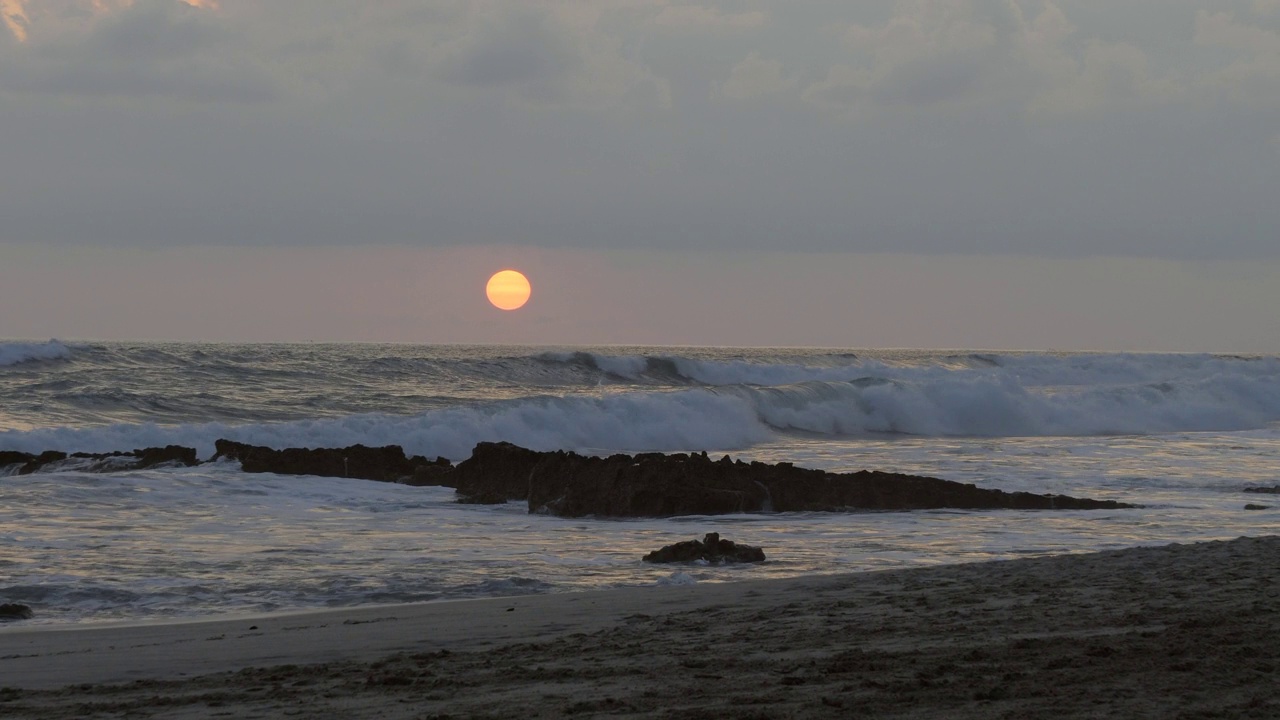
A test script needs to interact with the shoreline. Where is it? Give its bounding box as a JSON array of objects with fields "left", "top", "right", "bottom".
[{"left": 3, "top": 536, "right": 1278, "bottom": 718}]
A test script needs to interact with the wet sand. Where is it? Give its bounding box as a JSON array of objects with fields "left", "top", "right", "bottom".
[{"left": 2, "top": 536, "right": 1278, "bottom": 718}]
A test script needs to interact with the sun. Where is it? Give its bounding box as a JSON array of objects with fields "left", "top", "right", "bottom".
[{"left": 486, "top": 270, "right": 532, "bottom": 311}]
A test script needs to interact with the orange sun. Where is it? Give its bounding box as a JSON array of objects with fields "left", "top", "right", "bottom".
[{"left": 486, "top": 270, "right": 531, "bottom": 311}]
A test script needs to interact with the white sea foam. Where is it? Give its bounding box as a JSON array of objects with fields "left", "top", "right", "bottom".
[
  {"left": 656, "top": 572, "right": 698, "bottom": 586},
  {"left": 0, "top": 340, "right": 73, "bottom": 367}
]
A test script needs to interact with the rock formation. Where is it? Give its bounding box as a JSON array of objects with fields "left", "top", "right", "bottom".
[
  {"left": 643, "top": 533, "right": 766, "bottom": 563},
  {"left": 0, "top": 450, "right": 68, "bottom": 475},
  {"left": 450, "top": 441, "right": 1135, "bottom": 518},
  {"left": 0, "top": 603, "right": 34, "bottom": 621},
  {"left": 2, "top": 439, "right": 1136, "bottom": 519},
  {"left": 212, "top": 440, "right": 433, "bottom": 483}
]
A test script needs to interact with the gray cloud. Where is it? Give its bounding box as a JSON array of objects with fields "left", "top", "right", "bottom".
[
  {"left": 1, "top": 0, "right": 278, "bottom": 101},
  {"left": 1, "top": 0, "right": 1278, "bottom": 260},
  {"left": 438, "top": 9, "right": 578, "bottom": 89}
]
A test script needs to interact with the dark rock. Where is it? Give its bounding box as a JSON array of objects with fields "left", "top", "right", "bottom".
[
  {"left": 643, "top": 533, "right": 766, "bottom": 564},
  {"left": 212, "top": 439, "right": 423, "bottom": 483},
  {"left": 0, "top": 450, "right": 34, "bottom": 469},
  {"left": 0, "top": 451, "right": 35, "bottom": 474},
  {"left": 134, "top": 445, "right": 200, "bottom": 468},
  {"left": 453, "top": 442, "right": 548, "bottom": 503},
  {"left": 450, "top": 442, "right": 1135, "bottom": 518},
  {"left": 1244, "top": 504, "right": 1271, "bottom": 511},
  {"left": 0, "top": 450, "right": 68, "bottom": 475},
  {"left": 0, "top": 603, "right": 34, "bottom": 621},
  {"left": 404, "top": 457, "right": 456, "bottom": 488},
  {"left": 1244, "top": 485, "right": 1280, "bottom": 495}
]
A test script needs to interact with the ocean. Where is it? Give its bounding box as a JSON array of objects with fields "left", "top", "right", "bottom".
[{"left": 1, "top": 340, "right": 1277, "bottom": 626}]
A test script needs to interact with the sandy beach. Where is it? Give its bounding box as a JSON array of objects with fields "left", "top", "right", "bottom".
[{"left": 2, "top": 535, "right": 1278, "bottom": 719}]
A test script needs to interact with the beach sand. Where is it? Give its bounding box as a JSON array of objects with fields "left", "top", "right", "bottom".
[{"left": 2, "top": 536, "right": 1277, "bottom": 719}]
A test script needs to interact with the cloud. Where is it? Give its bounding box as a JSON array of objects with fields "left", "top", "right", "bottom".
[
  {"left": 1028, "top": 40, "right": 1180, "bottom": 114},
  {"left": 651, "top": 4, "right": 765, "bottom": 32},
  {"left": 800, "top": 0, "right": 1190, "bottom": 117},
  {"left": 1193, "top": 10, "right": 1280, "bottom": 103},
  {"left": 0, "top": 0, "right": 278, "bottom": 102},
  {"left": 430, "top": 4, "right": 670, "bottom": 109},
  {"left": 1196, "top": 10, "right": 1280, "bottom": 55},
  {"left": 2, "top": 0, "right": 29, "bottom": 42},
  {"left": 2, "top": 1, "right": 1279, "bottom": 265},
  {"left": 800, "top": 0, "right": 1015, "bottom": 112},
  {"left": 438, "top": 8, "right": 577, "bottom": 89},
  {"left": 718, "top": 52, "right": 793, "bottom": 100}
]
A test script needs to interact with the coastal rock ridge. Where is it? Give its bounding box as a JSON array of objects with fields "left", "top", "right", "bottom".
[
  {"left": 3, "top": 440, "right": 1135, "bottom": 518},
  {"left": 446, "top": 441, "right": 1133, "bottom": 517}
]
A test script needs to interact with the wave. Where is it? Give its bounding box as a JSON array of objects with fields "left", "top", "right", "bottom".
[
  {"left": 3, "top": 355, "right": 1278, "bottom": 462},
  {"left": 0, "top": 340, "right": 73, "bottom": 367},
  {"left": 0, "top": 389, "right": 771, "bottom": 461},
  {"left": 734, "top": 371, "right": 1280, "bottom": 437},
  {"left": 534, "top": 350, "right": 884, "bottom": 386},
  {"left": 533, "top": 349, "right": 1280, "bottom": 398}
]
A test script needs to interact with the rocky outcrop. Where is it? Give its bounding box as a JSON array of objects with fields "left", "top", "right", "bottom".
[
  {"left": 212, "top": 440, "right": 436, "bottom": 483},
  {"left": 0, "top": 450, "right": 68, "bottom": 475},
  {"left": 453, "top": 442, "right": 547, "bottom": 503},
  {"left": 405, "top": 457, "right": 456, "bottom": 488},
  {"left": 0, "top": 603, "right": 34, "bottom": 621},
  {"left": 451, "top": 441, "right": 1135, "bottom": 518},
  {"left": 0, "top": 446, "right": 198, "bottom": 475},
  {"left": 1244, "top": 485, "right": 1280, "bottom": 495},
  {"left": 643, "top": 533, "right": 766, "bottom": 563}
]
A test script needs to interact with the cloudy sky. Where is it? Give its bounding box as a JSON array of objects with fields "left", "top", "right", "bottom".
[{"left": 2, "top": 0, "right": 1279, "bottom": 350}]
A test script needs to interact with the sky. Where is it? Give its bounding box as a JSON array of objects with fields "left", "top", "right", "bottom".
[{"left": 2, "top": 0, "right": 1279, "bottom": 350}]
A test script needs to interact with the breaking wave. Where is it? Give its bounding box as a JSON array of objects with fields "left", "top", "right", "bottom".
[
  {"left": 0, "top": 340, "right": 73, "bottom": 367},
  {"left": 3, "top": 350, "right": 1278, "bottom": 462}
]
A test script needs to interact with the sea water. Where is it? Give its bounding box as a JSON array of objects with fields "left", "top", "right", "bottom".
[{"left": 1, "top": 341, "right": 1277, "bottom": 625}]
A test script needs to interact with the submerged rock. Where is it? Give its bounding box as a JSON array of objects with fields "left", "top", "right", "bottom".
[
  {"left": 643, "top": 533, "right": 766, "bottom": 564},
  {"left": 0, "top": 603, "right": 34, "bottom": 621},
  {"left": 0, "top": 447, "right": 197, "bottom": 475},
  {"left": 1243, "top": 485, "right": 1280, "bottom": 495},
  {"left": 449, "top": 441, "right": 1135, "bottom": 518},
  {"left": 71, "top": 445, "right": 200, "bottom": 471}
]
